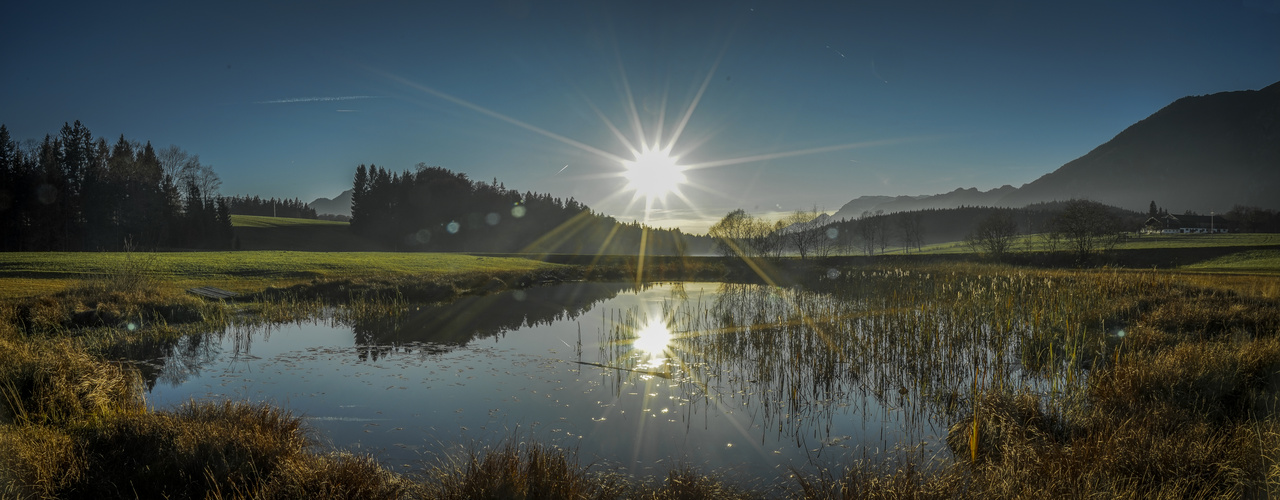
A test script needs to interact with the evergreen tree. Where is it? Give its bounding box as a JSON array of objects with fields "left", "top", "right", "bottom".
[
  {"left": 350, "top": 164, "right": 369, "bottom": 234},
  {"left": 216, "top": 197, "right": 233, "bottom": 248}
]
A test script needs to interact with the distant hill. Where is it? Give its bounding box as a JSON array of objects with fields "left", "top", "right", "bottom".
[
  {"left": 831, "top": 185, "right": 1017, "bottom": 221},
  {"left": 996, "top": 81, "right": 1280, "bottom": 212},
  {"left": 830, "top": 81, "right": 1280, "bottom": 218},
  {"left": 309, "top": 189, "right": 353, "bottom": 216}
]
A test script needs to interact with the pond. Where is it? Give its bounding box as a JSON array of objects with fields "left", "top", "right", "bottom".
[{"left": 142, "top": 281, "right": 970, "bottom": 481}]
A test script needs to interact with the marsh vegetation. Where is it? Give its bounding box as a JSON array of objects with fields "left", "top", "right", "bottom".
[{"left": 2, "top": 256, "right": 1279, "bottom": 498}]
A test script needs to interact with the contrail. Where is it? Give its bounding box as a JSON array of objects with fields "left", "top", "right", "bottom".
[
  {"left": 556, "top": 164, "right": 569, "bottom": 175},
  {"left": 256, "top": 96, "right": 382, "bottom": 104}
]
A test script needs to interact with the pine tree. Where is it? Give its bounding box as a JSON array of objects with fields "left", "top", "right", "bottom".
[
  {"left": 216, "top": 197, "right": 233, "bottom": 248},
  {"left": 0, "top": 126, "right": 19, "bottom": 250},
  {"left": 350, "top": 164, "right": 369, "bottom": 234}
]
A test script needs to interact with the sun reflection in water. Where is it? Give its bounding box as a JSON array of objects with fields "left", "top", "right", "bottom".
[{"left": 631, "top": 321, "right": 673, "bottom": 356}]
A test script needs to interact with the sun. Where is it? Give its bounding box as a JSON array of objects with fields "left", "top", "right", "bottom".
[{"left": 621, "top": 147, "right": 687, "bottom": 201}]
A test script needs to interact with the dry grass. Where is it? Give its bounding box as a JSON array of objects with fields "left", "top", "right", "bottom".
[
  {"left": 2, "top": 261, "right": 1278, "bottom": 498},
  {"left": 420, "top": 440, "right": 757, "bottom": 500},
  {"left": 421, "top": 440, "right": 627, "bottom": 500},
  {"left": 0, "top": 337, "right": 142, "bottom": 427}
]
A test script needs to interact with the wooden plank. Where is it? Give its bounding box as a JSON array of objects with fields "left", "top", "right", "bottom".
[{"left": 187, "top": 286, "right": 238, "bottom": 300}]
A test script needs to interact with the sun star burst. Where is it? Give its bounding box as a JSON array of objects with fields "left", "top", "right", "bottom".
[{"left": 621, "top": 147, "right": 687, "bottom": 202}]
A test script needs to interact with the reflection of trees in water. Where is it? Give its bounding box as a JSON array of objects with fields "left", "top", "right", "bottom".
[
  {"left": 115, "top": 323, "right": 262, "bottom": 390},
  {"left": 348, "top": 282, "right": 642, "bottom": 362},
  {"left": 131, "top": 282, "right": 646, "bottom": 385}
]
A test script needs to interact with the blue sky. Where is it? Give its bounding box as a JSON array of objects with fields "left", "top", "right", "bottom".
[{"left": 3, "top": 0, "right": 1277, "bottom": 232}]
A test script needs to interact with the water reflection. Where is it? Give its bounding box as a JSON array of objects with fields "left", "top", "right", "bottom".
[
  {"left": 595, "top": 280, "right": 1060, "bottom": 457},
  {"left": 630, "top": 321, "right": 673, "bottom": 356},
  {"left": 139, "top": 278, "right": 1084, "bottom": 479},
  {"left": 134, "top": 282, "right": 643, "bottom": 387},
  {"left": 351, "top": 282, "right": 642, "bottom": 348}
]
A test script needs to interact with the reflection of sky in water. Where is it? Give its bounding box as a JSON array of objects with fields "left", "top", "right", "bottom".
[{"left": 145, "top": 283, "right": 949, "bottom": 481}]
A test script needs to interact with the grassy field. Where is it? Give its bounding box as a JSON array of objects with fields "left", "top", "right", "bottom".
[
  {"left": 1115, "top": 232, "right": 1280, "bottom": 249},
  {"left": 1183, "top": 248, "right": 1280, "bottom": 273},
  {"left": 231, "top": 214, "right": 385, "bottom": 251},
  {"left": 905, "top": 232, "right": 1280, "bottom": 255},
  {"left": 0, "top": 251, "right": 565, "bottom": 300}
]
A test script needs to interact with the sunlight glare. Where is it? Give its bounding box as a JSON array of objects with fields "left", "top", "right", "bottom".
[
  {"left": 621, "top": 147, "right": 686, "bottom": 200},
  {"left": 632, "top": 321, "right": 674, "bottom": 355}
]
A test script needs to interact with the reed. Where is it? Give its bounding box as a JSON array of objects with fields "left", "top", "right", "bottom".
[
  {"left": 593, "top": 264, "right": 1280, "bottom": 497},
  {"left": 3, "top": 260, "right": 1278, "bottom": 498}
]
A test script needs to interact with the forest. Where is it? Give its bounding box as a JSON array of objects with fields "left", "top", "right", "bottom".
[
  {"left": 225, "top": 195, "right": 317, "bottom": 219},
  {"left": 349, "top": 164, "right": 706, "bottom": 255},
  {"left": 0, "top": 122, "right": 231, "bottom": 251}
]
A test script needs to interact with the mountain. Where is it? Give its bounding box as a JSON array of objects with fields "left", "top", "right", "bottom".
[
  {"left": 309, "top": 189, "right": 353, "bottom": 216},
  {"left": 829, "top": 81, "right": 1280, "bottom": 219},
  {"left": 996, "top": 81, "right": 1280, "bottom": 212},
  {"left": 830, "top": 185, "right": 1017, "bottom": 221}
]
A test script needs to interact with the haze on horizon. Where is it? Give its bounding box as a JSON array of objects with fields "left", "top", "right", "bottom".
[{"left": 3, "top": 0, "right": 1277, "bottom": 234}]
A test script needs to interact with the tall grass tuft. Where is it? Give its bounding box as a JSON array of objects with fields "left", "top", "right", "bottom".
[
  {"left": 245, "top": 451, "right": 417, "bottom": 500},
  {"left": 421, "top": 439, "right": 626, "bottom": 500},
  {"left": 67, "top": 400, "right": 306, "bottom": 498},
  {"left": 0, "top": 337, "right": 142, "bottom": 426}
]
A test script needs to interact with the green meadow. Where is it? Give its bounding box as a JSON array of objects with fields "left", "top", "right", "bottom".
[
  {"left": 0, "top": 251, "right": 565, "bottom": 300},
  {"left": 230, "top": 214, "right": 383, "bottom": 251}
]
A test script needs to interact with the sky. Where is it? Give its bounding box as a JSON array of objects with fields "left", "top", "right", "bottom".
[{"left": 3, "top": 0, "right": 1278, "bottom": 233}]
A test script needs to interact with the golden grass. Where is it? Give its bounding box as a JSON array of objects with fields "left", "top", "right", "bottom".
[
  {"left": 420, "top": 440, "right": 756, "bottom": 500},
  {"left": 2, "top": 258, "right": 1279, "bottom": 498}
]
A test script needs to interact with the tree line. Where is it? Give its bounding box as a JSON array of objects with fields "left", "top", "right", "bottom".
[
  {"left": 0, "top": 122, "right": 231, "bottom": 251},
  {"left": 1225, "top": 205, "right": 1280, "bottom": 233},
  {"left": 349, "top": 163, "right": 703, "bottom": 254},
  {"left": 225, "top": 195, "right": 317, "bottom": 219},
  {"left": 708, "top": 200, "right": 1145, "bottom": 261},
  {"left": 964, "top": 200, "right": 1136, "bottom": 261}
]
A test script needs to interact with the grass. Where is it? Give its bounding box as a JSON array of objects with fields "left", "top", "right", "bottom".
[
  {"left": 1184, "top": 249, "right": 1280, "bottom": 274},
  {"left": 230, "top": 214, "right": 348, "bottom": 228},
  {"left": 2, "top": 247, "right": 1280, "bottom": 497},
  {"left": 591, "top": 264, "right": 1280, "bottom": 497},
  {"left": 230, "top": 214, "right": 385, "bottom": 252},
  {"left": 0, "top": 251, "right": 567, "bottom": 300},
  {"left": 1115, "top": 232, "right": 1280, "bottom": 250},
  {"left": 885, "top": 232, "right": 1280, "bottom": 256}
]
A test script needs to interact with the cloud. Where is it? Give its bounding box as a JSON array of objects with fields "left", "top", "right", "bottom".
[{"left": 255, "top": 96, "right": 383, "bottom": 104}]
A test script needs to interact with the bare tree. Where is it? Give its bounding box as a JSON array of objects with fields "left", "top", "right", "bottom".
[
  {"left": 157, "top": 144, "right": 192, "bottom": 180},
  {"left": 814, "top": 226, "right": 840, "bottom": 258},
  {"left": 158, "top": 145, "right": 220, "bottom": 202},
  {"left": 860, "top": 212, "right": 880, "bottom": 258},
  {"left": 1022, "top": 214, "right": 1037, "bottom": 253},
  {"left": 711, "top": 209, "right": 777, "bottom": 258},
  {"left": 709, "top": 209, "right": 753, "bottom": 257},
  {"left": 966, "top": 210, "right": 1019, "bottom": 258},
  {"left": 897, "top": 212, "right": 924, "bottom": 253},
  {"left": 783, "top": 207, "right": 826, "bottom": 259},
  {"left": 1052, "top": 199, "right": 1122, "bottom": 261},
  {"left": 873, "top": 210, "right": 889, "bottom": 254},
  {"left": 1039, "top": 229, "right": 1064, "bottom": 254},
  {"left": 750, "top": 218, "right": 785, "bottom": 258}
]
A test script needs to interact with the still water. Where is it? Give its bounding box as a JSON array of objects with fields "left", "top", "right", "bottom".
[{"left": 143, "top": 282, "right": 951, "bottom": 480}]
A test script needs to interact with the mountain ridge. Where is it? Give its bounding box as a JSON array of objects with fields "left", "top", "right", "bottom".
[
  {"left": 831, "top": 81, "right": 1280, "bottom": 220},
  {"left": 308, "top": 189, "right": 353, "bottom": 216}
]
